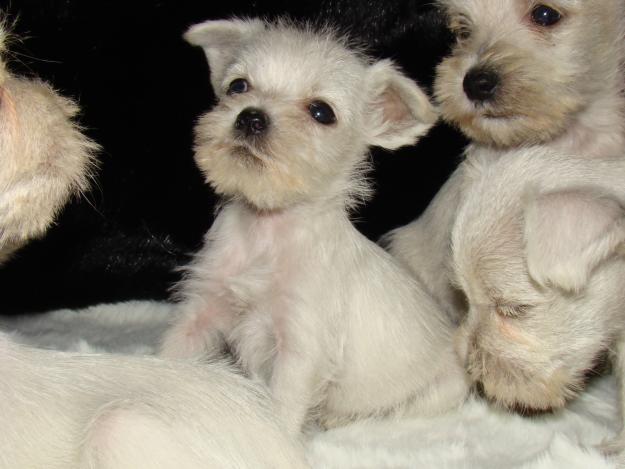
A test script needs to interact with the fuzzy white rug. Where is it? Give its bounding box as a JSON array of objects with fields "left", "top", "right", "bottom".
[{"left": 1, "top": 301, "right": 618, "bottom": 468}]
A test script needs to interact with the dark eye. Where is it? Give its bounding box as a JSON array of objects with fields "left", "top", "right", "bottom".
[
  {"left": 450, "top": 15, "right": 472, "bottom": 42},
  {"left": 309, "top": 100, "right": 336, "bottom": 125},
  {"left": 531, "top": 5, "right": 562, "bottom": 27},
  {"left": 495, "top": 304, "right": 532, "bottom": 319},
  {"left": 227, "top": 78, "right": 249, "bottom": 95},
  {"left": 456, "top": 27, "right": 471, "bottom": 41}
]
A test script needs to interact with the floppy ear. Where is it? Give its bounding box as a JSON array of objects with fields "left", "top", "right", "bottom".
[
  {"left": 184, "top": 19, "right": 265, "bottom": 92},
  {"left": 524, "top": 188, "right": 625, "bottom": 293},
  {"left": 363, "top": 59, "right": 438, "bottom": 150}
]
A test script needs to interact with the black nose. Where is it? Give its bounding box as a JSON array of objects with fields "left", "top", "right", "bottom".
[
  {"left": 463, "top": 68, "right": 500, "bottom": 102},
  {"left": 235, "top": 107, "right": 269, "bottom": 136}
]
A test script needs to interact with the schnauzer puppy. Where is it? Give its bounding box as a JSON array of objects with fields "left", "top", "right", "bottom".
[
  {"left": 0, "top": 24, "right": 97, "bottom": 264},
  {"left": 0, "top": 21, "right": 307, "bottom": 468},
  {"left": 160, "top": 19, "right": 468, "bottom": 434},
  {"left": 450, "top": 149, "right": 625, "bottom": 459},
  {"left": 385, "top": 0, "right": 625, "bottom": 322}
]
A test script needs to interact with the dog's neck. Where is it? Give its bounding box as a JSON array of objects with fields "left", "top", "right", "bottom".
[
  {"left": 236, "top": 171, "right": 362, "bottom": 225},
  {"left": 547, "top": 88, "right": 625, "bottom": 159},
  {"left": 220, "top": 196, "right": 352, "bottom": 259},
  {"left": 237, "top": 193, "right": 350, "bottom": 227}
]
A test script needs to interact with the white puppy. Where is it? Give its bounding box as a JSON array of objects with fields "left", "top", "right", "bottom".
[
  {"left": 0, "top": 24, "right": 97, "bottom": 263},
  {"left": 0, "top": 21, "right": 308, "bottom": 469},
  {"left": 0, "top": 332, "right": 309, "bottom": 469},
  {"left": 385, "top": 0, "right": 625, "bottom": 322},
  {"left": 160, "top": 19, "right": 468, "bottom": 433},
  {"left": 449, "top": 149, "right": 625, "bottom": 460}
]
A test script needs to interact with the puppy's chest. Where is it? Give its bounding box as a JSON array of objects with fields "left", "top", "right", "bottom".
[
  {"left": 212, "top": 214, "right": 308, "bottom": 373},
  {"left": 214, "top": 212, "right": 303, "bottom": 317}
]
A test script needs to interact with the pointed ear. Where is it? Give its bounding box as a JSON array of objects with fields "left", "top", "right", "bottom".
[
  {"left": 183, "top": 19, "right": 265, "bottom": 92},
  {"left": 524, "top": 188, "right": 625, "bottom": 293},
  {"left": 363, "top": 59, "right": 438, "bottom": 150}
]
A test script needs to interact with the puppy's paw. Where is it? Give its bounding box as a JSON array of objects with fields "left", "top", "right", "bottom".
[{"left": 159, "top": 314, "right": 225, "bottom": 360}]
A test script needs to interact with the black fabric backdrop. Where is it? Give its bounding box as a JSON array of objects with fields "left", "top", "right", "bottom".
[{"left": 0, "top": 0, "right": 466, "bottom": 314}]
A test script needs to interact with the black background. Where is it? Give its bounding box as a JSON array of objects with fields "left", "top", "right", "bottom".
[{"left": 0, "top": 0, "right": 466, "bottom": 314}]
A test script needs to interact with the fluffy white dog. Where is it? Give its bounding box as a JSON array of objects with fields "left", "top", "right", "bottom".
[
  {"left": 383, "top": 0, "right": 625, "bottom": 461},
  {"left": 0, "top": 19, "right": 308, "bottom": 469},
  {"left": 385, "top": 0, "right": 625, "bottom": 322},
  {"left": 160, "top": 19, "right": 468, "bottom": 434},
  {"left": 449, "top": 149, "right": 625, "bottom": 460}
]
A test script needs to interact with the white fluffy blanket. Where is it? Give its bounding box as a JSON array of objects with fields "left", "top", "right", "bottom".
[{"left": 1, "top": 301, "right": 618, "bottom": 468}]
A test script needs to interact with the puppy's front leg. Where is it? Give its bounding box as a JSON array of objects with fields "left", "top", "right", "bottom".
[
  {"left": 160, "top": 298, "right": 229, "bottom": 360},
  {"left": 269, "top": 343, "right": 320, "bottom": 436}
]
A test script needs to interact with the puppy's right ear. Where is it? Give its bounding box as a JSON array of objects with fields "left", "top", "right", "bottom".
[
  {"left": 524, "top": 188, "right": 625, "bottom": 293},
  {"left": 184, "top": 19, "right": 265, "bottom": 92},
  {"left": 363, "top": 59, "right": 438, "bottom": 151}
]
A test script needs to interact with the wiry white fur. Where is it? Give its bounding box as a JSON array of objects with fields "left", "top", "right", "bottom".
[
  {"left": 524, "top": 189, "right": 625, "bottom": 294},
  {"left": 0, "top": 22, "right": 98, "bottom": 263},
  {"left": 0, "top": 331, "right": 309, "bottom": 469},
  {"left": 160, "top": 18, "right": 468, "bottom": 435},
  {"left": 449, "top": 149, "right": 625, "bottom": 464},
  {"left": 386, "top": 0, "right": 625, "bottom": 323}
]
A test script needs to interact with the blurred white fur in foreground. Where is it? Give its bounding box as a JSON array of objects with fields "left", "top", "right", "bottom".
[{"left": 0, "top": 330, "right": 309, "bottom": 469}]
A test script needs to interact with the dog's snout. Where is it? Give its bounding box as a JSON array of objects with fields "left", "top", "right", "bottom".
[
  {"left": 235, "top": 107, "right": 270, "bottom": 136},
  {"left": 463, "top": 68, "right": 499, "bottom": 102}
]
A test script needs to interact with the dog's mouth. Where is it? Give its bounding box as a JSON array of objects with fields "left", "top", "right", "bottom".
[
  {"left": 481, "top": 111, "right": 514, "bottom": 120},
  {"left": 231, "top": 144, "right": 266, "bottom": 166},
  {"left": 507, "top": 401, "right": 555, "bottom": 417},
  {"left": 448, "top": 103, "right": 516, "bottom": 128},
  {"left": 475, "top": 102, "right": 518, "bottom": 121}
]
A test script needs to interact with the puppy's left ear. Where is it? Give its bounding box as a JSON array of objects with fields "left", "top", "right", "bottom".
[
  {"left": 363, "top": 59, "right": 438, "bottom": 150},
  {"left": 524, "top": 188, "right": 625, "bottom": 293},
  {"left": 184, "top": 19, "right": 265, "bottom": 92}
]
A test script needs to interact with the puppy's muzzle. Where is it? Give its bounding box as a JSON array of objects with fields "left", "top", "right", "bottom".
[
  {"left": 463, "top": 67, "right": 499, "bottom": 103},
  {"left": 235, "top": 107, "right": 270, "bottom": 137}
]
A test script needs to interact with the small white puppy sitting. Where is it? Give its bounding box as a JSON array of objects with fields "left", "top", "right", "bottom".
[
  {"left": 385, "top": 0, "right": 625, "bottom": 322},
  {"left": 160, "top": 19, "right": 468, "bottom": 433},
  {"left": 449, "top": 150, "right": 625, "bottom": 458},
  {"left": 0, "top": 26, "right": 97, "bottom": 263},
  {"left": 0, "top": 21, "right": 308, "bottom": 469}
]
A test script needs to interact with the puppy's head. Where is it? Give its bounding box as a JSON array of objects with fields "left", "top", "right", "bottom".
[
  {"left": 0, "top": 20, "right": 97, "bottom": 262},
  {"left": 186, "top": 19, "right": 437, "bottom": 211},
  {"left": 435, "top": 0, "right": 625, "bottom": 147},
  {"left": 452, "top": 157, "right": 625, "bottom": 413}
]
